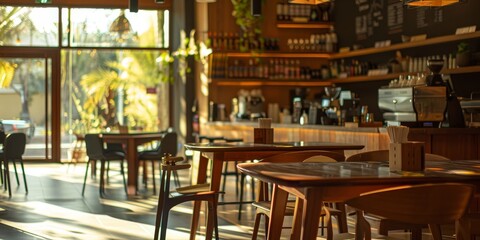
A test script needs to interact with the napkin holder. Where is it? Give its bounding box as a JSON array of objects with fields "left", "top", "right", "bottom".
[
  {"left": 389, "top": 141, "right": 425, "bottom": 171},
  {"left": 254, "top": 128, "right": 274, "bottom": 144}
]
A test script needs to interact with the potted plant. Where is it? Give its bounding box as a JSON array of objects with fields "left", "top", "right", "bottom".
[{"left": 456, "top": 42, "right": 471, "bottom": 67}]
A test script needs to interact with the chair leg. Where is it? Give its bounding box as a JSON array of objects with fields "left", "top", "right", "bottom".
[
  {"left": 428, "top": 224, "right": 442, "bottom": 240},
  {"left": 173, "top": 171, "right": 181, "bottom": 188},
  {"left": 12, "top": 160, "right": 19, "bottom": 185},
  {"left": 99, "top": 161, "right": 106, "bottom": 197},
  {"left": 120, "top": 160, "right": 128, "bottom": 195},
  {"left": 221, "top": 162, "right": 228, "bottom": 195},
  {"left": 4, "top": 160, "right": 12, "bottom": 197},
  {"left": 82, "top": 160, "right": 91, "bottom": 196},
  {"left": 106, "top": 161, "right": 110, "bottom": 184},
  {"left": 151, "top": 160, "right": 156, "bottom": 194},
  {"left": 238, "top": 173, "right": 245, "bottom": 220},
  {"left": 19, "top": 160, "right": 28, "bottom": 194},
  {"left": 160, "top": 207, "right": 170, "bottom": 240},
  {"left": 0, "top": 160, "right": 3, "bottom": 185},
  {"left": 205, "top": 200, "right": 217, "bottom": 240},
  {"left": 252, "top": 213, "right": 263, "bottom": 240}
]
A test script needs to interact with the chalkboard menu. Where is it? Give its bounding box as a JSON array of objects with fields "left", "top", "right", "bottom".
[{"left": 333, "top": 0, "right": 480, "bottom": 49}]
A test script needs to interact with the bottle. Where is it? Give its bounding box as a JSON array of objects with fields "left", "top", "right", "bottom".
[
  {"left": 276, "top": 3, "right": 283, "bottom": 21},
  {"left": 300, "top": 110, "right": 308, "bottom": 125}
]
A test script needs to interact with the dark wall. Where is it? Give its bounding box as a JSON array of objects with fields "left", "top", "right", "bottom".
[{"left": 331, "top": 0, "right": 480, "bottom": 122}]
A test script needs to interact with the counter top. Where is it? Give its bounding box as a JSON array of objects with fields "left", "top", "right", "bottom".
[{"left": 205, "top": 121, "right": 382, "bottom": 133}]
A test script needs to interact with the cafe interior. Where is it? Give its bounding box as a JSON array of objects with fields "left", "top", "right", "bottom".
[{"left": 1, "top": 0, "right": 480, "bottom": 239}]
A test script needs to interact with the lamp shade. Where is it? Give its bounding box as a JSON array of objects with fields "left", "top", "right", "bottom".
[
  {"left": 109, "top": 10, "right": 132, "bottom": 36},
  {"left": 405, "top": 0, "right": 460, "bottom": 7}
]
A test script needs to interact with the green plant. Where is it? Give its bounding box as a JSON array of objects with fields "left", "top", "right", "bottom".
[
  {"left": 231, "top": 0, "right": 263, "bottom": 52},
  {"left": 157, "top": 30, "right": 211, "bottom": 81},
  {"left": 457, "top": 42, "right": 470, "bottom": 54}
]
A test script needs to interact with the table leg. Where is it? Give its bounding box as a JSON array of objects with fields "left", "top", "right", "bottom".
[
  {"left": 190, "top": 153, "right": 210, "bottom": 240},
  {"left": 336, "top": 202, "right": 349, "bottom": 233},
  {"left": 267, "top": 184, "right": 289, "bottom": 240},
  {"left": 301, "top": 189, "right": 323, "bottom": 240},
  {"left": 291, "top": 197, "right": 304, "bottom": 240},
  {"left": 126, "top": 139, "right": 138, "bottom": 195},
  {"left": 205, "top": 153, "right": 224, "bottom": 239}
]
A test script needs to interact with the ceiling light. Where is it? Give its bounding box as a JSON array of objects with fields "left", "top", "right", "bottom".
[
  {"left": 405, "top": 0, "right": 460, "bottom": 7},
  {"left": 109, "top": 10, "right": 132, "bottom": 37}
]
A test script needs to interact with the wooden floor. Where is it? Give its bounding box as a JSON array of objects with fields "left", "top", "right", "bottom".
[{"left": 0, "top": 162, "right": 457, "bottom": 240}]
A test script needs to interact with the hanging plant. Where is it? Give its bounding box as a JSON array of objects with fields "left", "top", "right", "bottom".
[
  {"left": 157, "top": 30, "right": 211, "bottom": 81},
  {"left": 231, "top": 0, "right": 263, "bottom": 52}
]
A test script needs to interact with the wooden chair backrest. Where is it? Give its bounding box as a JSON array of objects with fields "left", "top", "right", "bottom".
[
  {"left": 346, "top": 150, "right": 450, "bottom": 162},
  {"left": 425, "top": 153, "right": 450, "bottom": 161},
  {"left": 260, "top": 150, "right": 345, "bottom": 163},
  {"left": 346, "top": 183, "right": 474, "bottom": 225},
  {"left": 257, "top": 150, "right": 344, "bottom": 202},
  {"left": 346, "top": 150, "right": 389, "bottom": 162}
]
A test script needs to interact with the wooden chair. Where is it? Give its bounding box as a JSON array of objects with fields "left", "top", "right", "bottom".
[
  {"left": 346, "top": 150, "right": 451, "bottom": 162},
  {"left": 0, "top": 132, "right": 28, "bottom": 197},
  {"left": 456, "top": 212, "right": 480, "bottom": 240},
  {"left": 346, "top": 183, "right": 474, "bottom": 240},
  {"left": 346, "top": 150, "right": 452, "bottom": 238},
  {"left": 82, "top": 134, "right": 127, "bottom": 197},
  {"left": 138, "top": 131, "right": 179, "bottom": 193},
  {"left": 250, "top": 150, "right": 346, "bottom": 240},
  {"left": 153, "top": 154, "right": 220, "bottom": 240}
]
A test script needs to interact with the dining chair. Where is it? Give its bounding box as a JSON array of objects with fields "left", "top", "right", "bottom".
[
  {"left": 346, "top": 150, "right": 451, "bottom": 162},
  {"left": 250, "top": 150, "right": 346, "bottom": 240},
  {"left": 138, "top": 131, "right": 179, "bottom": 194},
  {"left": 82, "top": 133, "right": 127, "bottom": 197},
  {"left": 153, "top": 154, "right": 220, "bottom": 240},
  {"left": 456, "top": 211, "right": 480, "bottom": 239},
  {"left": 346, "top": 149, "right": 452, "bottom": 238},
  {"left": 346, "top": 183, "right": 474, "bottom": 240},
  {"left": 0, "top": 132, "right": 27, "bottom": 197}
]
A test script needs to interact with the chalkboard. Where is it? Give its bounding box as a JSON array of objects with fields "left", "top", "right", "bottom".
[{"left": 333, "top": 0, "right": 480, "bottom": 49}]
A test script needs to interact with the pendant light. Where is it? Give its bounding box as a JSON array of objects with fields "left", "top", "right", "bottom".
[
  {"left": 405, "top": 0, "right": 460, "bottom": 7},
  {"left": 109, "top": 10, "right": 132, "bottom": 40}
]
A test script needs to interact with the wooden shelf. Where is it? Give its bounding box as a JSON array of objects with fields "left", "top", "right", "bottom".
[
  {"left": 330, "top": 31, "right": 480, "bottom": 59},
  {"left": 442, "top": 65, "right": 480, "bottom": 75},
  {"left": 214, "top": 52, "right": 331, "bottom": 59},
  {"left": 211, "top": 78, "right": 332, "bottom": 87},
  {"left": 328, "top": 65, "right": 480, "bottom": 84},
  {"left": 330, "top": 73, "right": 401, "bottom": 84},
  {"left": 276, "top": 22, "right": 333, "bottom": 29}
]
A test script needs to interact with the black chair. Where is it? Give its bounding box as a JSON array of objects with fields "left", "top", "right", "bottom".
[
  {"left": 153, "top": 154, "right": 219, "bottom": 240},
  {"left": 0, "top": 132, "right": 28, "bottom": 197},
  {"left": 138, "top": 131, "right": 179, "bottom": 194},
  {"left": 82, "top": 134, "right": 127, "bottom": 197}
]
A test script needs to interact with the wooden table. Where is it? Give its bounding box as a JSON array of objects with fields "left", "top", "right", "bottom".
[
  {"left": 101, "top": 132, "right": 163, "bottom": 195},
  {"left": 183, "top": 141, "right": 364, "bottom": 239},
  {"left": 237, "top": 160, "right": 480, "bottom": 240}
]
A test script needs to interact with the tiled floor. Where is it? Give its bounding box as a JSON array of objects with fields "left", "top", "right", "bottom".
[{"left": 0, "top": 162, "right": 455, "bottom": 240}]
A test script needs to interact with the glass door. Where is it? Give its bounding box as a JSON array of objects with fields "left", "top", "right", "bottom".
[{"left": 0, "top": 50, "right": 59, "bottom": 161}]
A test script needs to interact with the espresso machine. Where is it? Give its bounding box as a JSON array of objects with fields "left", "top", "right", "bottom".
[{"left": 379, "top": 59, "right": 450, "bottom": 127}]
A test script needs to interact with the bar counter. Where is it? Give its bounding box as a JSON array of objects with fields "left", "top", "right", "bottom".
[{"left": 201, "top": 121, "right": 480, "bottom": 160}]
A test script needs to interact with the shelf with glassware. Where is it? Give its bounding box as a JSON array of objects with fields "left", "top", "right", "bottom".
[
  {"left": 276, "top": 22, "right": 333, "bottom": 29},
  {"left": 327, "top": 58, "right": 480, "bottom": 84},
  {"left": 329, "top": 65, "right": 480, "bottom": 84},
  {"left": 275, "top": 0, "right": 332, "bottom": 28},
  {"left": 209, "top": 52, "right": 334, "bottom": 86},
  {"left": 330, "top": 31, "right": 480, "bottom": 60}
]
